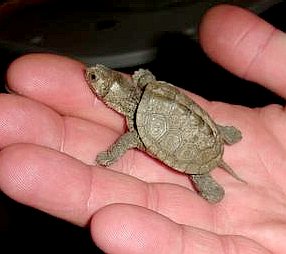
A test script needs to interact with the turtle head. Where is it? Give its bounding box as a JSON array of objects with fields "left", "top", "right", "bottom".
[
  {"left": 86, "top": 64, "right": 141, "bottom": 116},
  {"left": 85, "top": 64, "right": 123, "bottom": 99}
]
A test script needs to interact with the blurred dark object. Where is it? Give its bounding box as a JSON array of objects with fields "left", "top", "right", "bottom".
[
  {"left": 0, "top": 0, "right": 282, "bottom": 68},
  {"left": 0, "top": 193, "right": 95, "bottom": 252}
]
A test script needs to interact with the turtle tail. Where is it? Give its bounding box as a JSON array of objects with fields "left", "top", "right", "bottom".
[{"left": 218, "top": 160, "right": 247, "bottom": 184}]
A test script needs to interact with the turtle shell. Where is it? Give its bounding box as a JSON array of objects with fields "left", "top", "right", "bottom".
[{"left": 136, "top": 81, "right": 224, "bottom": 174}]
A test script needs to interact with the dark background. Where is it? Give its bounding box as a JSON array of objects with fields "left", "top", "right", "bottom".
[{"left": 0, "top": 1, "right": 285, "bottom": 253}]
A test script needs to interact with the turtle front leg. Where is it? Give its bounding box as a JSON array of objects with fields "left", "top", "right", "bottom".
[
  {"left": 190, "top": 174, "right": 225, "bottom": 203},
  {"left": 96, "top": 131, "right": 143, "bottom": 166},
  {"left": 132, "top": 69, "right": 156, "bottom": 89}
]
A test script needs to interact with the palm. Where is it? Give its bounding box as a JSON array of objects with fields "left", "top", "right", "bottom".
[
  {"left": 200, "top": 103, "right": 286, "bottom": 249},
  {"left": 1, "top": 5, "right": 286, "bottom": 254}
]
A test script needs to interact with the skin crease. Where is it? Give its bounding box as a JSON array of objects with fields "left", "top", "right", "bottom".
[{"left": 1, "top": 4, "right": 286, "bottom": 254}]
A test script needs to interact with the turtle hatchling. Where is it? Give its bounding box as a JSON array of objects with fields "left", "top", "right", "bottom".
[{"left": 85, "top": 64, "right": 243, "bottom": 203}]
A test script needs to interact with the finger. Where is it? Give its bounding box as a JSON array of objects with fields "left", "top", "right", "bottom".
[
  {"left": 6, "top": 53, "right": 125, "bottom": 132},
  {"left": 199, "top": 4, "right": 286, "bottom": 99},
  {"left": 91, "top": 204, "right": 270, "bottom": 254},
  {"left": 0, "top": 143, "right": 218, "bottom": 227},
  {"left": 0, "top": 93, "right": 109, "bottom": 164},
  {"left": 0, "top": 93, "right": 62, "bottom": 149},
  {"left": 0, "top": 94, "right": 193, "bottom": 186}
]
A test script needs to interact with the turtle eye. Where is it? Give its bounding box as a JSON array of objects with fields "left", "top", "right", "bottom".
[
  {"left": 86, "top": 68, "right": 99, "bottom": 83},
  {"left": 90, "top": 73, "right": 97, "bottom": 81}
]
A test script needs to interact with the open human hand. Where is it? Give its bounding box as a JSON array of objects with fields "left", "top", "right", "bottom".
[{"left": 0, "top": 5, "right": 286, "bottom": 254}]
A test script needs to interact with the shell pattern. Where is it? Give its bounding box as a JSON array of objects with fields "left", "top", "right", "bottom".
[{"left": 136, "top": 81, "right": 223, "bottom": 174}]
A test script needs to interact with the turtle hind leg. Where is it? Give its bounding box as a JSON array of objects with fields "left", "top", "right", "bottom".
[
  {"left": 217, "top": 125, "right": 242, "bottom": 145},
  {"left": 190, "top": 173, "right": 225, "bottom": 203},
  {"left": 132, "top": 69, "right": 156, "bottom": 89}
]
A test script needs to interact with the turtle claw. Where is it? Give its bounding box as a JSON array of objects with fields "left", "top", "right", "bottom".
[{"left": 96, "top": 151, "right": 114, "bottom": 166}]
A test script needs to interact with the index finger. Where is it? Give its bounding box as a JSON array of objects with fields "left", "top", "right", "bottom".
[{"left": 7, "top": 53, "right": 125, "bottom": 133}]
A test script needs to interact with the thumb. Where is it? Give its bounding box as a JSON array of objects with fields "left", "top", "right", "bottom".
[
  {"left": 199, "top": 4, "right": 286, "bottom": 99},
  {"left": 90, "top": 204, "right": 269, "bottom": 254}
]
